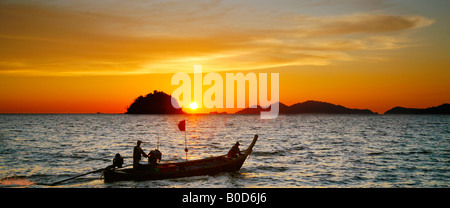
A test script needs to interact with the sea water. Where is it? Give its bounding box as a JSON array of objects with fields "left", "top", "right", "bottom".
[{"left": 0, "top": 114, "right": 448, "bottom": 187}]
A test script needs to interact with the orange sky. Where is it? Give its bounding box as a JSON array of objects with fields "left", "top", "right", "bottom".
[{"left": 0, "top": 0, "right": 449, "bottom": 114}]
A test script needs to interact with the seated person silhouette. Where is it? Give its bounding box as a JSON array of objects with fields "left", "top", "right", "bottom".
[
  {"left": 227, "top": 141, "right": 242, "bottom": 158},
  {"left": 148, "top": 149, "right": 162, "bottom": 168},
  {"left": 106, "top": 153, "right": 123, "bottom": 170}
]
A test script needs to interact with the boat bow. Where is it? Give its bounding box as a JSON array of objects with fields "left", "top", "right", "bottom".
[{"left": 243, "top": 134, "right": 258, "bottom": 155}]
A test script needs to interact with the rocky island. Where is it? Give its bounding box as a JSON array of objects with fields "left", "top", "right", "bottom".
[
  {"left": 126, "top": 90, "right": 185, "bottom": 114},
  {"left": 235, "top": 100, "right": 375, "bottom": 114},
  {"left": 384, "top": 103, "right": 449, "bottom": 114}
]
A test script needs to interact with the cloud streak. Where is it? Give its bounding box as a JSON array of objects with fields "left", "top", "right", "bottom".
[
  {"left": 0, "top": 1, "right": 434, "bottom": 76},
  {"left": 303, "top": 14, "right": 434, "bottom": 36}
]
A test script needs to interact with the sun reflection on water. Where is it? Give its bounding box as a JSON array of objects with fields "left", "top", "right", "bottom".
[{"left": 0, "top": 176, "right": 34, "bottom": 187}]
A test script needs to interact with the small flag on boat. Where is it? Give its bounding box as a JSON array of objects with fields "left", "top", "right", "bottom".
[{"left": 178, "top": 120, "right": 186, "bottom": 131}]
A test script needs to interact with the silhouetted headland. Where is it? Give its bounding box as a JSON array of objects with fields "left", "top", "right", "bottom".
[
  {"left": 126, "top": 90, "right": 185, "bottom": 114},
  {"left": 235, "top": 100, "right": 375, "bottom": 114},
  {"left": 289, "top": 101, "right": 375, "bottom": 114},
  {"left": 384, "top": 103, "right": 449, "bottom": 114}
]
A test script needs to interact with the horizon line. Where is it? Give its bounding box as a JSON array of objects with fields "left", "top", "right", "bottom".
[{"left": 1, "top": 101, "right": 448, "bottom": 115}]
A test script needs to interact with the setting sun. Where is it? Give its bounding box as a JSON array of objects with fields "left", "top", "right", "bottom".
[
  {"left": 189, "top": 102, "right": 198, "bottom": 110},
  {"left": 0, "top": 0, "right": 448, "bottom": 115}
]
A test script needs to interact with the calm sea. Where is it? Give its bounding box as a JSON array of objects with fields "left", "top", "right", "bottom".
[{"left": 0, "top": 114, "right": 448, "bottom": 188}]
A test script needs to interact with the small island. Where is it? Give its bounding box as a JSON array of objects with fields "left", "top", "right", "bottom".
[
  {"left": 126, "top": 90, "right": 185, "bottom": 114},
  {"left": 235, "top": 100, "right": 375, "bottom": 114},
  {"left": 384, "top": 103, "right": 449, "bottom": 114}
]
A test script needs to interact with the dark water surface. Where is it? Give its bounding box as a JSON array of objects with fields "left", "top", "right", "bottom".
[{"left": 0, "top": 114, "right": 448, "bottom": 187}]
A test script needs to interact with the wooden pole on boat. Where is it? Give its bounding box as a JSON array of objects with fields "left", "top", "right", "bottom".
[
  {"left": 50, "top": 168, "right": 104, "bottom": 186},
  {"left": 178, "top": 119, "right": 188, "bottom": 162},
  {"left": 157, "top": 134, "right": 160, "bottom": 150},
  {"left": 184, "top": 130, "right": 188, "bottom": 162}
]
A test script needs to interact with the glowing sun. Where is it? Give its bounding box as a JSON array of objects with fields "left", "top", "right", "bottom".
[{"left": 189, "top": 102, "right": 198, "bottom": 110}]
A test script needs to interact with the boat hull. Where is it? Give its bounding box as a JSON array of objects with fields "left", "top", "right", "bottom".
[
  {"left": 104, "top": 154, "right": 248, "bottom": 182},
  {"left": 103, "top": 135, "right": 258, "bottom": 182}
]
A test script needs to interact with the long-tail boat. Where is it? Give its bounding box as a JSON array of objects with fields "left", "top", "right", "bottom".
[{"left": 103, "top": 135, "right": 258, "bottom": 182}]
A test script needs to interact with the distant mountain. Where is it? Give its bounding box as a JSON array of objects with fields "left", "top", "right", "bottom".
[
  {"left": 384, "top": 103, "right": 449, "bottom": 114},
  {"left": 288, "top": 100, "right": 375, "bottom": 114},
  {"left": 384, "top": 107, "right": 421, "bottom": 114},
  {"left": 235, "top": 100, "right": 375, "bottom": 114},
  {"left": 126, "top": 90, "right": 185, "bottom": 114}
]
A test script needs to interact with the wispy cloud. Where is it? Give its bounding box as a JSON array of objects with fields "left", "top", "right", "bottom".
[
  {"left": 303, "top": 14, "right": 434, "bottom": 36},
  {"left": 0, "top": 1, "right": 434, "bottom": 76}
]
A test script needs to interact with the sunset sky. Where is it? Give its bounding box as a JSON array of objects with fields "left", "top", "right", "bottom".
[{"left": 0, "top": 0, "right": 449, "bottom": 114}]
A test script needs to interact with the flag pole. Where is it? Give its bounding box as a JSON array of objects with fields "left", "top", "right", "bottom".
[
  {"left": 178, "top": 119, "right": 188, "bottom": 162},
  {"left": 185, "top": 130, "right": 188, "bottom": 162},
  {"left": 157, "top": 134, "right": 160, "bottom": 150}
]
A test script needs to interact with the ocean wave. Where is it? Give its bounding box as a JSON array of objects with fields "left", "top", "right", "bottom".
[
  {"left": 252, "top": 150, "right": 287, "bottom": 156},
  {"left": 255, "top": 165, "right": 289, "bottom": 172},
  {"left": 1, "top": 114, "right": 448, "bottom": 188}
]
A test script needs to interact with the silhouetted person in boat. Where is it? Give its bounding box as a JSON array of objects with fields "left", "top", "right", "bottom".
[
  {"left": 106, "top": 153, "right": 124, "bottom": 170},
  {"left": 227, "top": 141, "right": 242, "bottom": 158},
  {"left": 113, "top": 153, "right": 124, "bottom": 168},
  {"left": 148, "top": 149, "right": 162, "bottom": 168},
  {"left": 133, "top": 140, "right": 148, "bottom": 170}
]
